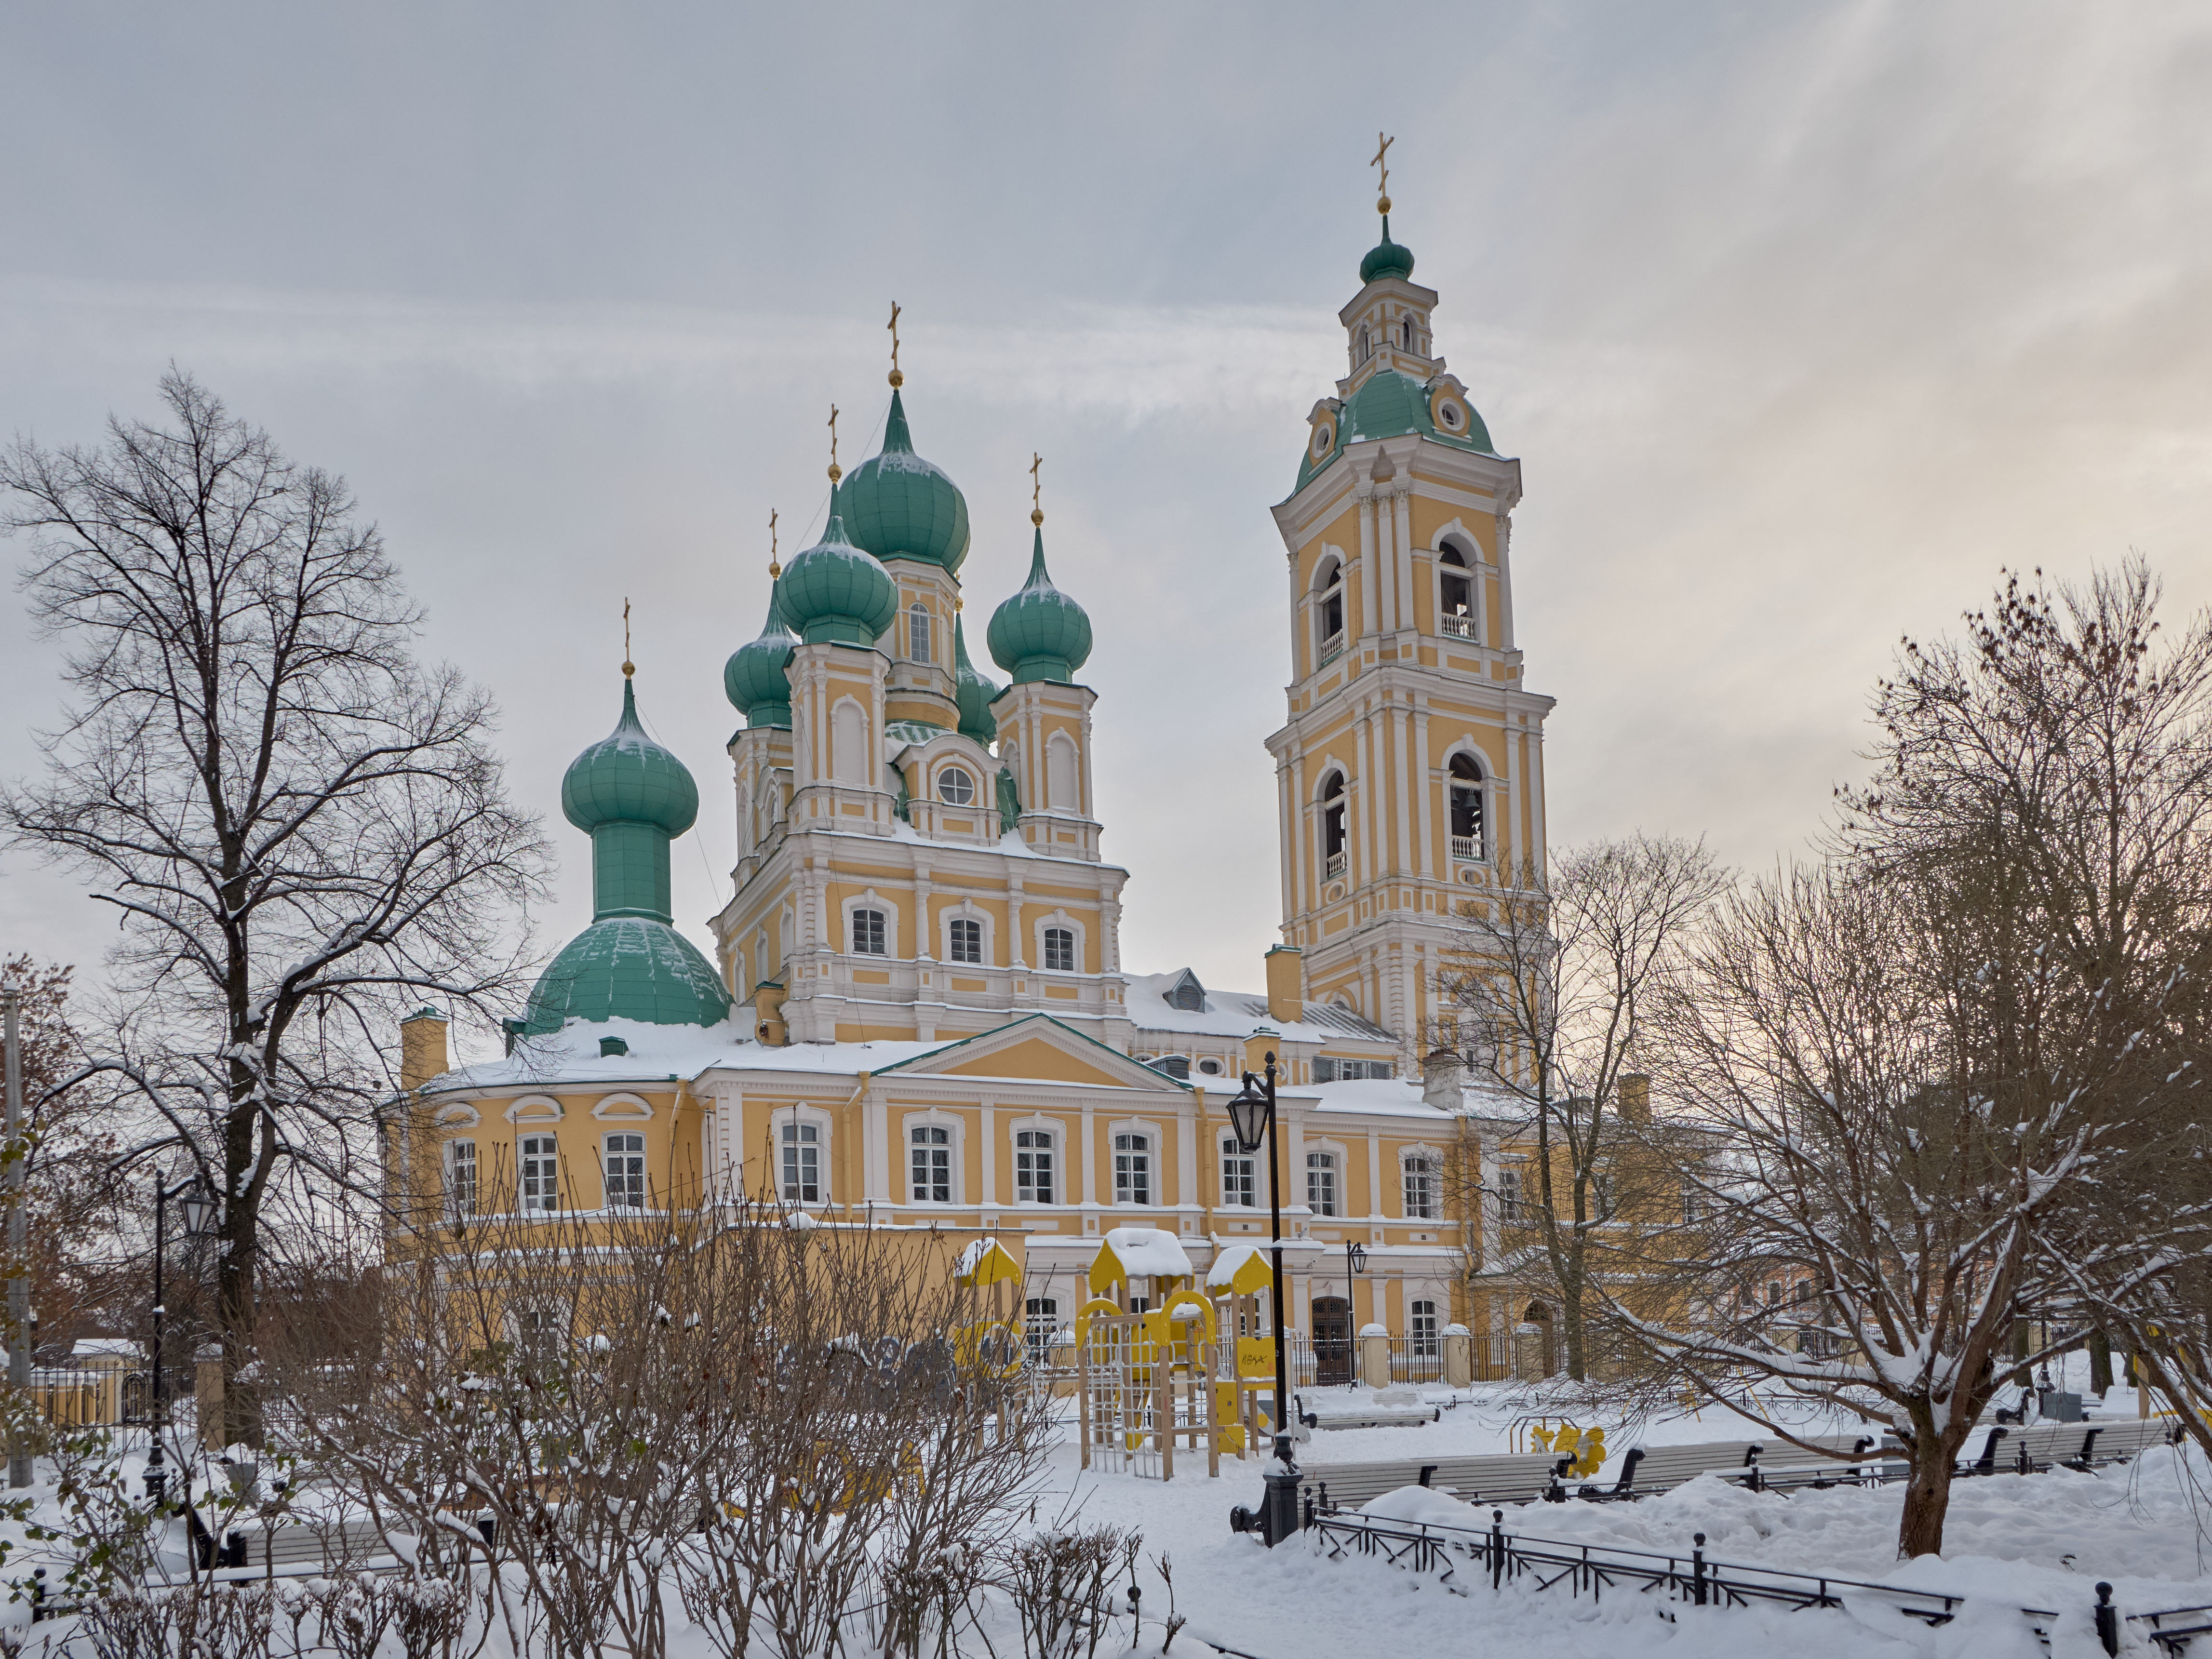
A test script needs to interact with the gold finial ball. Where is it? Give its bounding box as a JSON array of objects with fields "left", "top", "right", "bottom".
[
  {"left": 1031, "top": 508, "right": 1044, "bottom": 527},
  {"left": 768, "top": 560, "right": 782, "bottom": 579},
  {"left": 954, "top": 597, "right": 964, "bottom": 612},
  {"left": 1378, "top": 194, "right": 1392, "bottom": 214},
  {"left": 888, "top": 368, "right": 905, "bottom": 388},
  {"left": 828, "top": 462, "right": 844, "bottom": 484},
  {"left": 622, "top": 659, "right": 635, "bottom": 679}
]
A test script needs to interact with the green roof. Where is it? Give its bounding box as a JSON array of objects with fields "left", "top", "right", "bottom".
[
  {"left": 1360, "top": 215, "right": 1416, "bottom": 284},
  {"left": 987, "top": 527, "right": 1092, "bottom": 685},
  {"left": 562, "top": 679, "right": 700, "bottom": 836},
  {"left": 953, "top": 615, "right": 999, "bottom": 743},
  {"left": 522, "top": 917, "right": 733, "bottom": 1033},
  {"left": 1293, "top": 370, "right": 1495, "bottom": 495},
  {"left": 840, "top": 390, "right": 971, "bottom": 572},
  {"left": 780, "top": 509, "right": 900, "bottom": 647},
  {"left": 724, "top": 575, "right": 796, "bottom": 728}
]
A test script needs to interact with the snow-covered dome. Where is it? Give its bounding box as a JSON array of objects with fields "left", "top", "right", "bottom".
[
  {"left": 779, "top": 504, "right": 899, "bottom": 648},
  {"left": 987, "top": 526, "right": 1092, "bottom": 686},
  {"left": 838, "top": 390, "right": 971, "bottom": 573}
]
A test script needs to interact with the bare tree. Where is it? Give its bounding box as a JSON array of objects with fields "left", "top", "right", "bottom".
[
  {"left": 1, "top": 372, "right": 550, "bottom": 1446},
  {"left": 1437, "top": 834, "right": 1727, "bottom": 1380},
  {"left": 1619, "top": 561, "right": 2212, "bottom": 1558}
]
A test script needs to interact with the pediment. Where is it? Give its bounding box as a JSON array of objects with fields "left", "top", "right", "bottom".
[{"left": 885, "top": 1016, "right": 1184, "bottom": 1092}]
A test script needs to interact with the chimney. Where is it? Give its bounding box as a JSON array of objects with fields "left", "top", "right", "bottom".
[
  {"left": 1422, "top": 1048, "right": 1463, "bottom": 1110},
  {"left": 400, "top": 1007, "right": 450, "bottom": 1094},
  {"left": 1620, "top": 1072, "right": 1651, "bottom": 1123},
  {"left": 1264, "top": 946, "right": 1303, "bottom": 1028},
  {"left": 754, "top": 981, "right": 790, "bottom": 1046}
]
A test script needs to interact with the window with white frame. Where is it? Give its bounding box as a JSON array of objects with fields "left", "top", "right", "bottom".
[
  {"left": 1403, "top": 1152, "right": 1438, "bottom": 1220},
  {"left": 936, "top": 765, "right": 975, "bottom": 806},
  {"left": 1024, "top": 1296, "right": 1059, "bottom": 1365},
  {"left": 520, "top": 1134, "right": 560, "bottom": 1213},
  {"left": 1320, "top": 772, "right": 1348, "bottom": 877},
  {"left": 445, "top": 1139, "right": 477, "bottom": 1220},
  {"left": 1306, "top": 1151, "right": 1338, "bottom": 1217},
  {"left": 1315, "top": 557, "right": 1345, "bottom": 660},
  {"left": 949, "top": 916, "right": 983, "bottom": 964},
  {"left": 1015, "top": 1129, "right": 1055, "bottom": 1204},
  {"left": 1410, "top": 1298, "right": 1440, "bottom": 1356},
  {"left": 851, "top": 907, "right": 887, "bottom": 956},
  {"left": 1448, "top": 753, "right": 1486, "bottom": 864},
  {"left": 1681, "top": 1177, "right": 1702, "bottom": 1227},
  {"left": 603, "top": 1132, "right": 646, "bottom": 1209},
  {"left": 1113, "top": 1132, "right": 1151, "bottom": 1205},
  {"left": 1220, "top": 1137, "right": 1256, "bottom": 1208},
  {"left": 910, "top": 1124, "right": 952, "bottom": 1203},
  {"left": 1496, "top": 1165, "right": 1522, "bottom": 1218},
  {"left": 781, "top": 1120, "right": 820, "bottom": 1204},
  {"left": 907, "top": 603, "right": 932, "bottom": 664},
  {"left": 1043, "top": 925, "right": 1076, "bottom": 973}
]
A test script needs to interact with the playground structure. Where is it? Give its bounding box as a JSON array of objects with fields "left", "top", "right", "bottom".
[
  {"left": 1514, "top": 1416, "right": 1609, "bottom": 1476},
  {"left": 1072, "top": 1230, "right": 1282, "bottom": 1481}
]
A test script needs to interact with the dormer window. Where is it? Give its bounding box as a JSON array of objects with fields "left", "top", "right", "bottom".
[
  {"left": 1165, "top": 970, "right": 1206, "bottom": 1012},
  {"left": 936, "top": 766, "right": 976, "bottom": 806}
]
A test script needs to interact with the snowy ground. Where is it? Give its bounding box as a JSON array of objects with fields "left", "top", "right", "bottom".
[{"left": 1046, "top": 1376, "right": 2212, "bottom": 1659}]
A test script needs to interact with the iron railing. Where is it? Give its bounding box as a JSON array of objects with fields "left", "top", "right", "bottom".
[
  {"left": 19, "top": 1366, "right": 146, "bottom": 1427},
  {"left": 1387, "top": 1338, "right": 1444, "bottom": 1384}
]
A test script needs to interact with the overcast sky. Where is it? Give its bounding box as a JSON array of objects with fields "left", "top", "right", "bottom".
[{"left": 3, "top": 1, "right": 2209, "bottom": 1023}]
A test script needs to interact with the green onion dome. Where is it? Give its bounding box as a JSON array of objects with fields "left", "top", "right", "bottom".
[
  {"left": 561, "top": 679, "right": 699, "bottom": 837},
  {"left": 839, "top": 391, "right": 971, "bottom": 572},
  {"left": 988, "top": 526, "right": 1092, "bottom": 685},
  {"left": 778, "top": 507, "right": 899, "bottom": 648},
  {"left": 724, "top": 575, "right": 797, "bottom": 728},
  {"left": 953, "top": 613, "right": 999, "bottom": 743},
  {"left": 1360, "top": 215, "right": 1416, "bottom": 284},
  {"left": 523, "top": 917, "right": 733, "bottom": 1033}
]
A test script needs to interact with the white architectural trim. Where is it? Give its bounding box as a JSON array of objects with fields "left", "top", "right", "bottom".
[
  {"left": 842, "top": 887, "right": 900, "bottom": 960},
  {"left": 899, "top": 1107, "right": 965, "bottom": 1206},
  {"left": 589, "top": 1092, "right": 654, "bottom": 1121},
  {"left": 505, "top": 1094, "right": 563, "bottom": 1125}
]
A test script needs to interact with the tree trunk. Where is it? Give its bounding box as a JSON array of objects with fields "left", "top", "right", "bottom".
[
  {"left": 1897, "top": 1432, "right": 1955, "bottom": 1558},
  {"left": 2089, "top": 1330, "right": 2114, "bottom": 1394},
  {"left": 1562, "top": 1244, "right": 1587, "bottom": 1381}
]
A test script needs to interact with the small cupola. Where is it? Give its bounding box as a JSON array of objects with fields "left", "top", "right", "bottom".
[
  {"left": 724, "top": 563, "right": 798, "bottom": 729},
  {"left": 952, "top": 611, "right": 1000, "bottom": 743},
  {"left": 988, "top": 482, "right": 1092, "bottom": 685}
]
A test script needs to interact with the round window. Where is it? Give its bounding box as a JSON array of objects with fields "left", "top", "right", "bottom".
[
  {"left": 1312, "top": 423, "right": 1333, "bottom": 459},
  {"left": 1199, "top": 1059, "right": 1221, "bottom": 1076},
  {"left": 1438, "top": 400, "right": 1463, "bottom": 430},
  {"left": 937, "top": 767, "right": 976, "bottom": 806}
]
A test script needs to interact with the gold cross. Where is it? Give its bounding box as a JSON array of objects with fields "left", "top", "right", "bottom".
[
  {"left": 1030, "top": 453, "right": 1044, "bottom": 524},
  {"left": 622, "top": 597, "right": 633, "bottom": 679},
  {"left": 1372, "top": 131, "right": 1394, "bottom": 205},
  {"left": 827, "top": 404, "right": 841, "bottom": 483},
  {"left": 768, "top": 509, "right": 779, "bottom": 577},
  {"left": 887, "top": 300, "right": 902, "bottom": 385}
]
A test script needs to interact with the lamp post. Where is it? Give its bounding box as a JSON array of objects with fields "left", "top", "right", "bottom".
[
  {"left": 1225, "top": 1051, "right": 1300, "bottom": 1546},
  {"left": 3, "top": 987, "right": 26, "bottom": 1489},
  {"left": 1345, "top": 1241, "right": 1367, "bottom": 1383},
  {"left": 143, "top": 1172, "right": 218, "bottom": 1504}
]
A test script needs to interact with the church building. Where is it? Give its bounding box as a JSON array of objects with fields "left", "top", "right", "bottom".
[{"left": 397, "top": 182, "right": 1549, "bottom": 1363}]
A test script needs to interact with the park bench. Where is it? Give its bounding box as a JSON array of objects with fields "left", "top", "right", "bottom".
[
  {"left": 1597, "top": 1439, "right": 1769, "bottom": 1498},
  {"left": 1993, "top": 1415, "right": 2180, "bottom": 1473},
  {"left": 198, "top": 1516, "right": 413, "bottom": 1573},
  {"left": 1301, "top": 1451, "right": 1570, "bottom": 1515}
]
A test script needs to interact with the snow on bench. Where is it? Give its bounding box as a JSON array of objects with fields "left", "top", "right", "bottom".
[{"left": 1300, "top": 1452, "right": 1568, "bottom": 1513}]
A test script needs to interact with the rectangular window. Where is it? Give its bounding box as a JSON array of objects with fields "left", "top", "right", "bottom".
[
  {"left": 1024, "top": 1296, "right": 1059, "bottom": 1365},
  {"left": 515, "top": 1305, "right": 563, "bottom": 1372},
  {"left": 911, "top": 1124, "right": 952, "bottom": 1204},
  {"left": 949, "top": 917, "right": 983, "bottom": 964},
  {"left": 1497, "top": 1166, "right": 1524, "bottom": 1218},
  {"left": 1592, "top": 1172, "right": 1614, "bottom": 1222},
  {"left": 1306, "top": 1151, "right": 1337, "bottom": 1217},
  {"left": 1113, "top": 1132, "right": 1151, "bottom": 1206},
  {"left": 781, "top": 1121, "right": 819, "bottom": 1205},
  {"left": 1681, "top": 1178, "right": 1701, "bottom": 1227},
  {"left": 1314, "top": 1057, "right": 1394, "bottom": 1082},
  {"left": 1016, "top": 1129, "right": 1055, "bottom": 1204},
  {"left": 1403, "top": 1155, "right": 1437, "bottom": 1220},
  {"left": 520, "top": 1135, "right": 559, "bottom": 1213},
  {"left": 907, "top": 605, "right": 932, "bottom": 664},
  {"left": 604, "top": 1131, "right": 646, "bottom": 1209},
  {"left": 445, "top": 1139, "right": 477, "bottom": 1221},
  {"left": 1410, "top": 1299, "right": 1440, "bottom": 1356},
  {"left": 851, "top": 909, "right": 886, "bottom": 956},
  {"left": 1220, "top": 1138, "right": 1256, "bottom": 1208},
  {"left": 1043, "top": 926, "right": 1075, "bottom": 973}
]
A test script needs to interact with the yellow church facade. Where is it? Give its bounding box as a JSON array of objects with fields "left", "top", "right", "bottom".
[{"left": 397, "top": 185, "right": 1560, "bottom": 1365}]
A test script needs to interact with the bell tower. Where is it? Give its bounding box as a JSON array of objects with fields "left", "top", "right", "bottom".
[{"left": 1264, "top": 143, "right": 1555, "bottom": 1060}]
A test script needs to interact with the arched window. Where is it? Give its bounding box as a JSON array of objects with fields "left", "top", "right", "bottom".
[
  {"left": 1046, "top": 733, "right": 1079, "bottom": 811},
  {"left": 907, "top": 603, "right": 932, "bottom": 664},
  {"left": 1398, "top": 317, "right": 1413, "bottom": 350},
  {"left": 949, "top": 917, "right": 983, "bottom": 964},
  {"left": 1320, "top": 772, "right": 1348, "bottom": 880},
  {"left": 1438, "top": 545, "right": 1474, "bottom": 639},
  {"left": 1306, "top": 1151, "right": 1338, "bottom": 1217},
  {"left": 1315, "top": 558, "right": 1345, "bottom": 663},
  {"left": 1356, "top": 325, "right": 1371, "bottom": 364},
  {"left": 1448, "top": 754, "right": 1485, "bottom": 864},
  {"left": 831, "top": 699, "right": 867, "bottom": 784}
]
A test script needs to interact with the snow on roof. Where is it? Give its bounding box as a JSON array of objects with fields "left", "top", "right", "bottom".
[
  {"left": 1100, "top": 1227, "right": 1193, "bottom": 1280},
  {"left": 1206, "top": 1243, "right": 1273, "bottom": 1294},
  {"left": 428, "top": 1015, "right": 949, "bottom": 1093},
  {"left": 1124, "top": 970, "right": 1396, "bottom": 1045},
  {"left": 71, "top": 1338, "right": 140, "bottom": 1359}
]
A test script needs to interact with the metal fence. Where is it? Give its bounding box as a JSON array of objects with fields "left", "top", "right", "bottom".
[
  {"left": 1386, "top": 1338, "right": 1444, "bottom": 1384},
  {"left": 20, "top": 1365, "right": 147, "bottom": 1427}
]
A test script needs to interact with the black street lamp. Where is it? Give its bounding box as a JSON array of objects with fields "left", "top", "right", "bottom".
[
  {"left": 144, "top": 1171, "right": 218, "bottom": 1504},
  {"left": 1224, "top": 1050, "right": 1300, "bottom": 1547}
]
